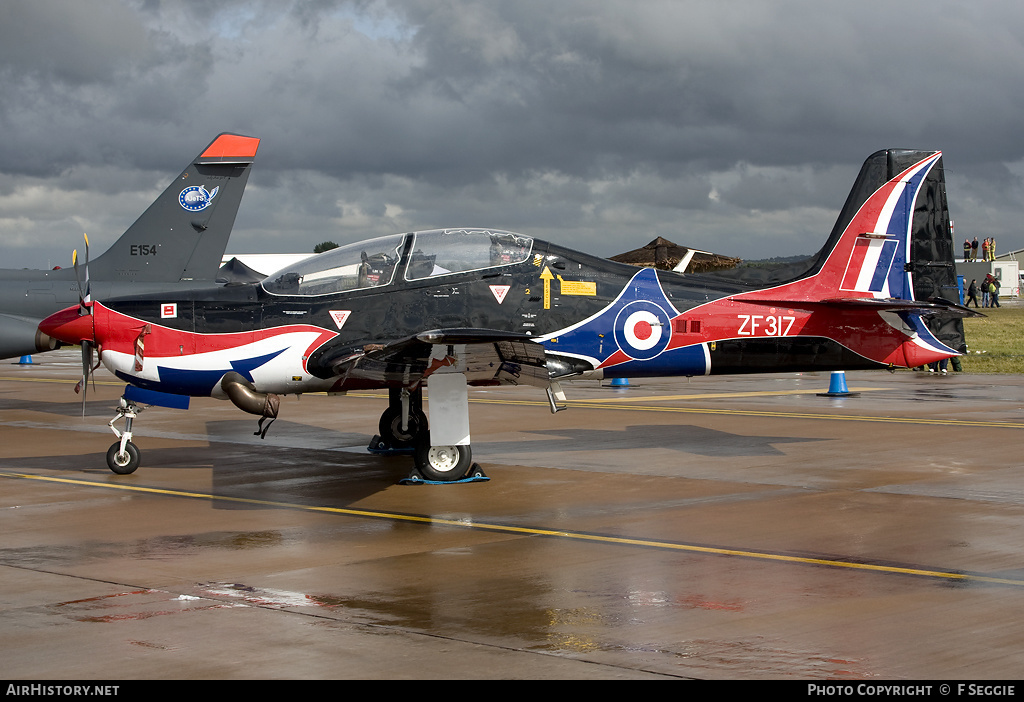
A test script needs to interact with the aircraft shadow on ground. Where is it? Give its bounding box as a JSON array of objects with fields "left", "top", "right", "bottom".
[
  {"left": 1, "top": 419, "right": 416, "bottom": 510},
  {"left": 3, "top": 413, "right": 823, "bottom": 510},
  {"left": 0, "top": 395, "right": 116, "bottom": 417},
  {"left": 478, "top": 424, "right": 823, "bottom": 458}
]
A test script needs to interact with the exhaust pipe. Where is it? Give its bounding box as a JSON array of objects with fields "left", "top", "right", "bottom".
[
  {"left": 34, "top": 329, "right": 60, "bottom": 352},
  {"left": 220, "top": 372, "right": 280, "bottom": 438}
]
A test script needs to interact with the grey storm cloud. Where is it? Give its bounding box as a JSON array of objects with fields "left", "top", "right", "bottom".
[{"left": 2, "top": 0, "right": 1024, "bottom": 268}]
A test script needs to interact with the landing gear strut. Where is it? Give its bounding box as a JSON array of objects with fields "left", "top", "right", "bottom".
[
  {"left": 374, "top": 387, "right": 427, "bottom": 450},
  {"left": 106, "top": 397, "right": 143, "bottom": 474}
]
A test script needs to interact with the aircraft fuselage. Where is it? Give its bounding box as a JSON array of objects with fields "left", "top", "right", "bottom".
[{"left": 56, "top": 229, "right": 945, "bottom": 402}]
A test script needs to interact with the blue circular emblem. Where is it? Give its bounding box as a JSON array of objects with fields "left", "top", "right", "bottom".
[
  {"left": 612, "top": 300, "right": 672, "bottom": 361},
  {"left": 179, "top": 185, "right": 218, "bottom": 212}
]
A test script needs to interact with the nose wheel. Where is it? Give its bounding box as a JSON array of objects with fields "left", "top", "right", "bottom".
[{"left": 106, "top": 441, "right": 140, "bottom": 474}]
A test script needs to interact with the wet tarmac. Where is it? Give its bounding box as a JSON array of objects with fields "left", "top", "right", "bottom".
[{"left": 2, "top": 350, "right": 1024, "bottom": 679}]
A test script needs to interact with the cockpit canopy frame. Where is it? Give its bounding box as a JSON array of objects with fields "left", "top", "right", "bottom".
[{"left": 262, "top": 229, "right": 534, "bottom": 297}]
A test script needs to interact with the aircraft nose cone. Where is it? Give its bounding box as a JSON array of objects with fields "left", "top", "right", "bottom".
[{"left": 39, "top": 305, "right": 94, "bottom": 345}]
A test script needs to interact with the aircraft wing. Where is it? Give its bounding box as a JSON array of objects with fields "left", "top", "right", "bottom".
[{"left": 312, "top": 328, "right": 556, "bottom": 388}]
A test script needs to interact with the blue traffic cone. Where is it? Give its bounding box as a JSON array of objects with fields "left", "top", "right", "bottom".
[
  {"left": 610, "top": 377, "right": 630, "bottom": 387},
  {"left": 17, "top": 355, "right": 33, "bottom": 365},
  {"left": 817, "top": 370, "right": 858, "bottom": 397},
  {"left": 828, "top": 370, "right": 849, "bottom": 394}
]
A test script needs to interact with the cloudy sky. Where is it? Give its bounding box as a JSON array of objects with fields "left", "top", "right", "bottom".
[{"left": 2, "top": 0, "right": 1024, "bottom": 270}]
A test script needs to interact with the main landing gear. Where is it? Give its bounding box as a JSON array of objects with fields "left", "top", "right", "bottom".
[{"left": 369, "top": 386, "right": 487, "bottom": 484}]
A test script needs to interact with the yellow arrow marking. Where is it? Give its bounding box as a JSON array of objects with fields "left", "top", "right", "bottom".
[{"left": 539, "top": 266, "right": 554, "bottom": 310}]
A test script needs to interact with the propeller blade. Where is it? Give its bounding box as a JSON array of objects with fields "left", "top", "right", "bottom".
[
  {"left": 72, "top": 235, "right": 92, "bottom": 316},
  {"left": 82, "top": 233, "right": 91, "bottom": 310},
  {"left": 74, "top": 341, "right": 90, "bottom": 414},
  {"left": 73, "top": 341, "right": 101, "bottom": 417},
  {"left": 72, "top": 249, "right": 87, "bottom": 316}
]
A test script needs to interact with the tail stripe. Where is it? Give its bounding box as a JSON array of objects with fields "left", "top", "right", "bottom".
[
  {"left": 885, "top": 154, "right": 942, "bottom": 300},
  {"left": 868, "top": 240, "right": 899, "bottom": 292},
  {"left": 841, "top": 237, "right": 898, "bottom": 293}
]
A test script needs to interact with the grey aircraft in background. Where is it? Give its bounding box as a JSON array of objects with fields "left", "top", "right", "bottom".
[{"left": 0, "top": 132, "right": 260, "bottom": 359}]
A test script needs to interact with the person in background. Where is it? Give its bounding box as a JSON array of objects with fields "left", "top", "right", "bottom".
[
  {"left": 971, "top": 236, "right": 979, "bottom": 261},
  {"left": 964, "top": 238, "right": 971, "bottom": 262},
  {"left": 989, "top": 276, "right": 1001, "bottom": 307},
  {"left": 967, "top": 279, "right": 980, "bottom": 307}
]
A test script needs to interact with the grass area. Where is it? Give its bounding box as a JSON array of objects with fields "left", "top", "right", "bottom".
[{"left": 960, "top": 303, "right": 1024, "bottom": 374}]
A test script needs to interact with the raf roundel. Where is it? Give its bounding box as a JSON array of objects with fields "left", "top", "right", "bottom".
[{"left": 612, "top": 300, "right": 672, "bottom": 361}]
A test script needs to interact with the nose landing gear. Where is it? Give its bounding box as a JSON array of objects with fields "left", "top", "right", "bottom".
[
  {"left": 106, "top": 397, "right": 143, "bottom": 474},
  {"left": 102, "top": 385, "right": 191, "bottom": 475}
]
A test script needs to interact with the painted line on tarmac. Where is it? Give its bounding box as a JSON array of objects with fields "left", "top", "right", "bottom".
[
  {"left": 539, "top": 388, "right": 890, "bottom": 402},
  {"left": 0, "top": 375, "right": 122, "bottom": 386},
  {"left": 4, "top": 377, "right": 1021, "bottom": 430},
  {"left": 3, "top": 470, "right": 1022, "bottom": 588},
  {"left": 345, "top": 392, "right": 1024, "bottom": 429},
  {"left": 539, "top": 401, "right": 1024, "bottom": 429}
]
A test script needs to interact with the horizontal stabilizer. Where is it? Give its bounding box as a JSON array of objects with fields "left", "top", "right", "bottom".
[
  {"left": 819, "top": 297, "right": 984, "bottom": 318},
  {"left": 735, "top": 296, "right": 984, "bottom": 318}
]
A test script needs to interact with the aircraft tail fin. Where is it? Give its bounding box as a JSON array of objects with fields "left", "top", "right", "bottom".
[
  {"left": 741, "top": 149, "right": 967, "bottom": 352},
  {"left": 817, "top": 150, "right": 955, "bottom": 303},
  {"left": 89, "top": 133, "right": 260, "bottom": 283}
]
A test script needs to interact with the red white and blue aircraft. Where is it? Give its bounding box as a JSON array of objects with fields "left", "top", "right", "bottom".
[{"left": 40, "top": 149, "right": 976, "bottom": 481}]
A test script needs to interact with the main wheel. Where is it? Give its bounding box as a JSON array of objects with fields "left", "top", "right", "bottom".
[
  {"left": 106, "top": 441, "right": 141, "bottom": 475},
  {"left": 414, "top": 442, "right": 472, "bottom": 482},
  {"left": 379, "top": 405, "right": 427, "bottom": 448}
]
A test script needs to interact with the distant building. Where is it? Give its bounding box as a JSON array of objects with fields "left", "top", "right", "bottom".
[
  {"left": 610, "top": 237, "right": 741, "bottom": 273},
  {"left": 956, "top": 258, "right": 1019, "bottom": 298},
  {"left": 995, "top": 248, "right": 1024, "bottom": 263}
]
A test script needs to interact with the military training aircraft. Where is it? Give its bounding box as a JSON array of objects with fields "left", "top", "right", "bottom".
[
  {"left": 0, "top": 132, "right": 260, "bottom": 360},
  {"left": 40, "top": 148, "right": 977, "bottom": 482}
]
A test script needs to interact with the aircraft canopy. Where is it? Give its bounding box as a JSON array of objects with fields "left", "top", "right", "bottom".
[{"left": 261, "top": 229, "right": 534, "bottom": 297}]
